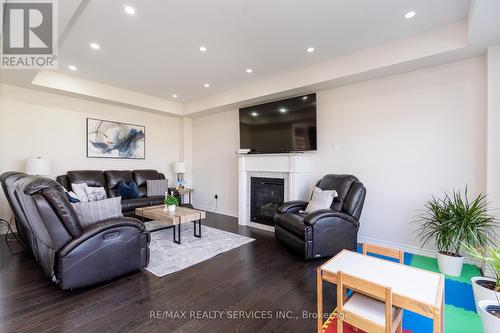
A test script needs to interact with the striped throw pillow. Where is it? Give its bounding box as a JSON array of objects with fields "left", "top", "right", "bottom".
[
  {"left": 71, "top": 196, "right": 122, "bottom": 227},
  {"left": 146, "top": 179, "right": 168, "bottom": 197}
]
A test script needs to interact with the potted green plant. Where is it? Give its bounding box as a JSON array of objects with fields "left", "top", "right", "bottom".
[
  {"left": 464, "top": 244, "right": 500, "bottom": 332},
  {"left": 164, "top": 195, "right": 179, "bottom": 212},
  {"left": 416, "top": 188, "right": 497, "bottom": 276}
]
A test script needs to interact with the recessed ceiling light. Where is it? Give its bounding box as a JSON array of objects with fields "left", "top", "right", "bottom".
[
  {"left": 279, "top": 108, "right": 287, "bottom": 113},
  {"left": 124, "top": 6, "right": 135, "bottom": 15},
  {"left": 199, "top": 46, "right": 207, "bottom": 52},
  {"left": 204, "top": 83, "right": 210, "bottom": 88},
  {"left": 302, "top": 96, "right": 308, "bottom": 100},
  {"left": 172, "top": 94, "right": 178, "bottom": 98},
  {"left": 251, "top": 112, "right": 258, "bottom": 117},
  {"left": 306, "top": 47, "right": 315, "bottom": 53},
  {"left": 90, "top": 42, "right": 100, "bottom": 50},
  {"left": 404, "top": 11, "right": 416, "bottom": 19},
  {"left": 68, "top": 65, "right": 77, "bottom": 71},
  {"left": 246, "top": 68, "right": 253, "bottom": 73}
]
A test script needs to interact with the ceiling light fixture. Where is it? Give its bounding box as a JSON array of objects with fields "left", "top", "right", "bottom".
[
  {"left": 90, "top": 42, "right": 100, "bottom": 50},
  {"left": 172, "top": 94, "right": 178, "bottom": 98},
  {"left": 279, "top": 108, "right": 287, "bottom": 113},
  {"left": 246, "top": 68, "right": 253, "bottom": 73},
  {"left": 199, "top": 46, "right": 207, "bottom": 52},
  {"left": 124, "top": 6, "right": 136, "bottom": 15},
  {"left": 251, "top": 112, "right": 258, "bottom": 117},
  {"left": 204, "top": 83, "right": 210, "bottom": 88},
  {"left": 302, "top": 96, "right": 308, "bottom": 100},
  {"left": 306, "top": 47, "right": 315, "bottom": 53},
  {"left": 68, "top": 65, "right": 77, "bottom": 71},
  {"left": 404, "top": 11, "right": 416, "bottom": 19}
]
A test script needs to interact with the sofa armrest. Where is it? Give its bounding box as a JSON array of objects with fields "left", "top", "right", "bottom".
[
  {"left": 277, "top": 200, "right": 309, "bottom": 213},
  {"left": 303, "top": 209, "right": 359, "bottom": 227},
  {"left": 58, "top": 217, "right": 146, "bottom": 257}
]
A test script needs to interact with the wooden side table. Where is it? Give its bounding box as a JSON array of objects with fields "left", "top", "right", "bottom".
[{"left": 171, "top": 187, "right": 193, "bottom": 205}]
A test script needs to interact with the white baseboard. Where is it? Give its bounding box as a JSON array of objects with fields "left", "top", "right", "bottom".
[
  {"left": 192, "top": 206, "right": 274, "bottom": 232},
  {"left": 175, "top": 206, "right": 489, "bottom": 274},
  {"left": 483, "top": 266, "right": 496, "bottom": 279},
  {"left": 247, "top": 221, "right": 274, "bottom": 232},
  {"left": 194, "top": 205, "right": 238, "bottom": 218}
]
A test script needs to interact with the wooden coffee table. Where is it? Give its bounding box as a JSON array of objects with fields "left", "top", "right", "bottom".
[{"left": 135, "top": 205, "right": 206, "bottom": 244}]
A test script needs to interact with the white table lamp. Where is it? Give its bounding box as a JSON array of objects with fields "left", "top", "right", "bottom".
[
  {"left": 174, "top": 161, "right": 186, "bottom": 173},
  {"left": 174, "top": 161, "right": 186, "bottom": 187},
  {"left": 26, "top": 157, "right": 52, "bottom": 176}
]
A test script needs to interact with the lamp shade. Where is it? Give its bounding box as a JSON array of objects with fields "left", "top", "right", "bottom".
[
  {"left": 174, "top": 161, "right": 186, "bottom": 173},
  {"left": 26, "top": 157, "right": 52, "bottom": 176}
]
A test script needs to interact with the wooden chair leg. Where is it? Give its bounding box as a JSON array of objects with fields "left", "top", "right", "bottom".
[
  {"left": 337, "top": 317, "right": 343, "bottom": 333},
  {"left": 392, "top": 311, "right": 403, "bottom": 333}
]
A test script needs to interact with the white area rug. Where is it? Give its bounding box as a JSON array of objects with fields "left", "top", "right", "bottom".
[{"left": 144, "top": 222, "right": 255, "bottom": 277}]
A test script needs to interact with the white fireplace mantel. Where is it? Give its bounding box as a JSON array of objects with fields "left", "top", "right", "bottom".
[{"left": 238, "top": 153, "right": 313, "bottom": 230}]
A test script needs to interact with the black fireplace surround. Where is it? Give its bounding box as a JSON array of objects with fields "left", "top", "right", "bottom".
[{"left": 250, "top": 177, "right": 285, "bottom": 226}]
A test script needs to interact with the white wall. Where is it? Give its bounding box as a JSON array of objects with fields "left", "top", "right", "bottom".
[
  {"left": 0, "top": 84, "right": 180, "bottom": 221},
  {"left": 179, "top": 117, "right": 193, "bottom": 189},
  {"left": 313, "top": 57, "right": 486, "bottom": 249},
  {"left": 190, "top": 57, "right": 487, "bottom": 251},
  {"left": 192, "top": 110, "right": 239, "bottom": 216},
  {"left": 487, "top": 45, "right": 500, "bottom": 211},
  {"left": 486, "top": 45, "right": 500, "bottom": 244}
]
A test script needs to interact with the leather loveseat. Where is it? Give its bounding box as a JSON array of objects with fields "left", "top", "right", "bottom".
[
  {"left": 56, "top": 169, "right": 167, "bottom": 217},
  {"left": 0, "top": 172, "right": 150, "bottom": 290},
  {"left": 274, "top": 174, "right": 366, "bottom": 260}
]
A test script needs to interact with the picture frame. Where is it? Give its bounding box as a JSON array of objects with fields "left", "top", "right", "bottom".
[{"left": 86, "top": 118, "right": 145, "bottom": 159}]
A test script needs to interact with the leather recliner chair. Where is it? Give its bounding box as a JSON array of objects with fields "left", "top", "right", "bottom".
[
  {"left": 274, "top": 174, "right": 366, "bottom": 260},
  {"left": 1, "top": 171, "right": 32, "bottom": 246},
  {"left": 0, "top": 172, "right": 150, "bottom": 290}
]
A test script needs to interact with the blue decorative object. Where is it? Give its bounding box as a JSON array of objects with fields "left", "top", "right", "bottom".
[
  {"left": 65, "top": 192, "right": 80, "bottom": 203},
  {"left": 87, "top": 118, "right": 145, "bottom": 159},
  {"left": 117, "top": 180, "right": 139, "bottom": 199}
]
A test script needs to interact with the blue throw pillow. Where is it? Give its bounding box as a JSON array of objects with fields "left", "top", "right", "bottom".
[
  {"left": 117, "top": 180, "right": 139, "bottom": 199},
  {"left": 65, "top": 191, "right": 81, "bottom": 203}
]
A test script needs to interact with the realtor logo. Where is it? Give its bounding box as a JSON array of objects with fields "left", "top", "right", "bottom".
[{"left": 1, "top": 0, "right": 58, "bottom": 69}]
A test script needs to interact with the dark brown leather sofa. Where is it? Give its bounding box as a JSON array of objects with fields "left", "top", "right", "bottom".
[
  {"left": 0, "top": 172, "right": 150, "bottom": 290},
  {"left": 274, "top": 174, "right": 366, "bottom": 260},
  {"left": 56, "top": 169, "right": 167, "bottom": 217}
]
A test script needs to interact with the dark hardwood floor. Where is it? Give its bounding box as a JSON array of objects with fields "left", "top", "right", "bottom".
[{"left": 0, "top": 213, "right": 336, "bottom": 333}]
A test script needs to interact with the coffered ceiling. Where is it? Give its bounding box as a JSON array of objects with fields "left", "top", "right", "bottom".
[{"left": 56, "top": 0, "right": 470, "bottom": 102}]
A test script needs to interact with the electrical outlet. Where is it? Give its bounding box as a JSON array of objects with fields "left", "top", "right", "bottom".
[{"left": 214, "top": 194, "right": 219, "bottom": 200}]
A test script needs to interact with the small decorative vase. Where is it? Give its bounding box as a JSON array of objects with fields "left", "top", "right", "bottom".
[{"left": 167, "top": 205, "right": 176, "bottom": 212}]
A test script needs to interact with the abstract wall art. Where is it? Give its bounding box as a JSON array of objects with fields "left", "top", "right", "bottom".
[{"left": 86, "top": 118, "right": 145, "bottom": 159}]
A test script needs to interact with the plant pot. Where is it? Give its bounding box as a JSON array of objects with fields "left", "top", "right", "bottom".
[
  {"left": 437, "top": 252, "right": 464, "bottom": 277},
  {"left": 167, "top": 205, "right": 176, "bottom": 212},
  {"left": 478, "top": 300, "right": 500, "bottom": 333},
  {"left": 472, "top": 277, "right": 500, "bottom": 314}
]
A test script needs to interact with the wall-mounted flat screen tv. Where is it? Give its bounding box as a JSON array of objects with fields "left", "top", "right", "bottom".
[{"left": 239, "top": 93, "right": 317, "bottom": 153}]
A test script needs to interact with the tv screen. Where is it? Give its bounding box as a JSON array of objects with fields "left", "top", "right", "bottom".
[{"left": 239, "top": 93, "right": 317, "bottom": 153}]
